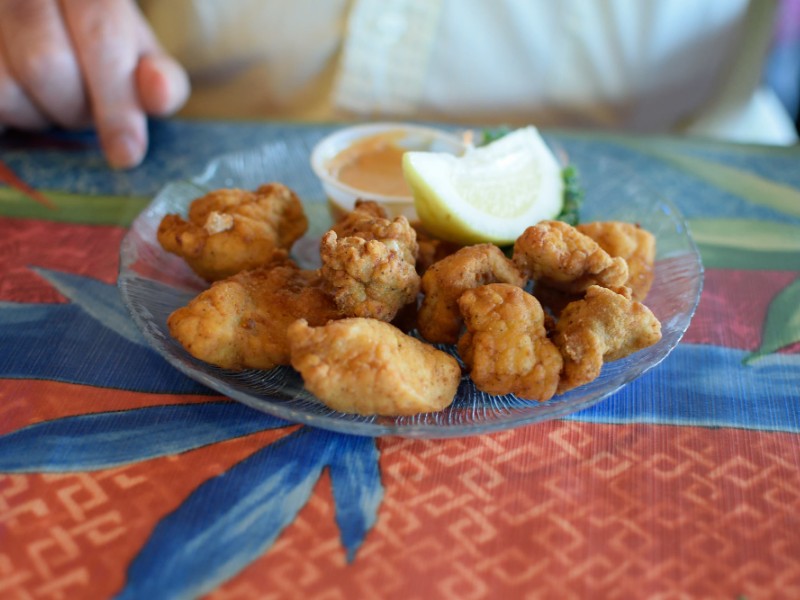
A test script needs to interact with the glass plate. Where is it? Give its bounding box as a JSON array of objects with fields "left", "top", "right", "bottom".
[{"left": 118, "top": 130, "right": 703, "bottom": 438}]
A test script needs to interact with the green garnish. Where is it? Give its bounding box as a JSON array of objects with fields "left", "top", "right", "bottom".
[
  {"left": 557, "top": 165, "right": 584, "bottom": 226},
  {"left": 479, "top": 126, "right": 512, "bottom": 145}
]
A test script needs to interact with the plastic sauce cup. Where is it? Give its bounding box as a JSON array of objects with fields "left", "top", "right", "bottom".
[{"left": 310, "top": 122, "right": 467, "bottom": 221}]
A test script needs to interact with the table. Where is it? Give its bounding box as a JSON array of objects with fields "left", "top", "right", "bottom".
[{"left": 1, "top": 120, "right": 798, "bottom": 600}]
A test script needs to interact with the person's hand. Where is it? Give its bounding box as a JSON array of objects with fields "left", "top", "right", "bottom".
[{"left": 0, "top": 0, "right": 190, "bottom": 168}]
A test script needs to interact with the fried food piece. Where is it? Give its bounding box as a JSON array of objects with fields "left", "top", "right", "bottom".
[
  {"left": 332, "top": 199, "right": 389, "bottom": 228},
  {"left": 330, "top": 200, "right": 418, "bottom": 265},
  {"left": 531, "top": 222, "right": 656, "bottom": 316},
  {"left": 320, "top": 231, "right": 420, "bottom": 321},
  {"left": 322, "top": 203, "right": 422, "bottom": 320},
  {"left": 457, "top": 284, "right": 562, "bottom": 401},
  {"left": 576, "top": 221, "right": 656, "bottom": 301},
  {"left": 512, "top": 220, "right": 628, "bottom": 294},
  {"left": 168, "top": 262, "right": 338, "bottom": 370},
  {"left": 553, "top": 285, "right": 662, "bottom": 393},
  {"left": 287, "top": 318, "right": 461, "bottom": 416},
  {"left": 412, "top": 221, "right": 463, "bottom": 275},
  {"left": 418, "top": 244, "right": 525, "bottom": 344},
  {"left": 157, "top": 183, "right": 308, "bottom": 281}
]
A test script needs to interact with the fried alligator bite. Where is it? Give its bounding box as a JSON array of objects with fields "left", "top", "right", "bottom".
[
  {"left": 512, "top": 220, "right": 628, "bottom": 294},
  {"left": 330, "top": 200, "right": 419, "bottom": 265},
  {"left": 576, "top": 221, "right": 656, "bottom": 301},
  {"left": 457, "top": 283, "right": 563, "bottom": 401},
  {"left": 553, "top": 285, "right": 662, "bottom": 394},
  {"left": 287, "top": 318, "right": 462, "bottom": 416},
  {"left": 157, "top": 183, "right": 308, "bottom": 281},
  {"left": 168, "top": 261, "right": 339, "bottom": 370},
  {"left": 320, "top": 231, "right": 420, "bottom": 321},
  {"left": 418, "top": 244, "right": 525, "bottom": 344}
]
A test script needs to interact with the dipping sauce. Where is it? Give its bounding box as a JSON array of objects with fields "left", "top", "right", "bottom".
[
  {"left": 327, "top": 131, "right": 411, "bottom": 197},
  {"left": 311, "top": 123, "right": 466, "bottom": 221}
]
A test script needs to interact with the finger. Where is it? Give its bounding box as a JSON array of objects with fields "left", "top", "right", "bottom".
[
  {"left": 0, "top": 42, "right": 49, "bottom": 129},
  {"left": 133, "top": 19, "right": 189, "bottom": 117},
  {"left": 0, "top": 0, "right": 89, "bottom": 128},
  {"left": 136, "top": 53, "right": 190, "bottom": 117},
  {"left": 60, "top": 0, "right": 147, "bottom": 169}
]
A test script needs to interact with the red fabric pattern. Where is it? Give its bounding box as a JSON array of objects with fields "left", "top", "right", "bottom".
[
  {"left": 683, "top": 268, "right": 798, "bottom": 350},
  {"left": 4, "top": 421, "right": 796, "bottom": 599},
  {"left": 0, "top": 217, "right": 125, "bottom": 303}
]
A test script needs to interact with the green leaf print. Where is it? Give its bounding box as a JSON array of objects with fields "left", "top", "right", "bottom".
[
  {"left": 622, "top": 142, "right": 800, "bottom": 219},
  {"left": 687, "top": 219, "right": 800, "bottom": 271},
  {"left": 744, "top": 277, "right": 800, "bottom": 364},
  {"left": 0, "top": 186, "right": 148, "bottom": 226}
]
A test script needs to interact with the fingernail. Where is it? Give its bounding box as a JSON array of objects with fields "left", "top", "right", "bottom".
[{"left": 107, "top": 132, "right": 144, "bottom": 169}]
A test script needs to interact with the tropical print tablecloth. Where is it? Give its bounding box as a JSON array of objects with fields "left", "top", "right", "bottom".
[{"left": 1, "top": 121, "right": 798, "bottom": 600}]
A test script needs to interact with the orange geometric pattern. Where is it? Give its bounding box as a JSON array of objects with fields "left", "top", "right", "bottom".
[
  {"left": 0, "top": 427, "right": 290, "bottom": 600},
  {"left": 3, "top": 418, "right": 798, "bottom": 599}
]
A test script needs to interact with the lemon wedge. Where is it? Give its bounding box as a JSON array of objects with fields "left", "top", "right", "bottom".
[{"left": 402, "top": 126, "right": 564, "bottom": 245}]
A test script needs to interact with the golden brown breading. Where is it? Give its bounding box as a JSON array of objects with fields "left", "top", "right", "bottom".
[
  {"left": 167, "top": 262, "right": 338, "bottom": 370},
  {"left": 512, "top": 220, "right": 628, "bottom": 294},
  {"left": 553, "top": 285, "right": 662, "bottom": 393},
  {"left": 330, "top": 200, "right": 418, "bottom": 265},
  {"left": 457, "top": 284, "right": 563, "bottom": 401},
  {"left": 319, "top": 231, "right": 420, "bottom": 321},
  {"left": 157, "top": 183, "right": 308, "bottom": 282},
  {"left": 418, "top": 244, "right": 525, "bottom": 344},
  {"left": 576, "top": 221, "right": 656, "bottom": 301},
  {"left": 287, "top": 318, "right": 462, "bottom": 416},
  {"left": 332, "top": 199, "right": 389, "bottom": 228}
]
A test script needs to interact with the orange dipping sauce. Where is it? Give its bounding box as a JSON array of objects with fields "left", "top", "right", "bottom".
[{"left": 327, "top": 132, "right": 411, "bottom": 197}]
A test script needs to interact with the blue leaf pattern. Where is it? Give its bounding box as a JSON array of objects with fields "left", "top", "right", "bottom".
[
  {"left": 0, "top": 299, "right": 207, "bottom": 394},
  {"left": 329, "top": 435, "right": 384, "bottom": 562},
  {"left": 0, "top": 402, "right": 290, "bottom": 472},
  {"left": 32, "top": 267, "right": 146, "bottom": 346},
  {"left": 114, "top": 427, "right": 344, "bottom": 600},
  {"left": 571, "top": 344, "right": 800, "bottom": 432},
  {"left": 0, "top": 301, "right": 53, "bottom": 325}
]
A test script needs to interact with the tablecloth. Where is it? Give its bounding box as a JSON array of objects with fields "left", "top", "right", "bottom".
[{"left": 1, "top": 120, "right": 798, "bottom": 600}]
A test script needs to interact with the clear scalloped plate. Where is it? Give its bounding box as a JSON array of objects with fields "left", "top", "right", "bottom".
[{"left": 118, "top": 129, "right": 703, "bottom": 438}]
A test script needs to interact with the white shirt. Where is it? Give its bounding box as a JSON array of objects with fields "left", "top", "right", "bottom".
[{"left": 141, "top": 0, "right": 798, "bottom": 145}]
